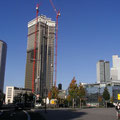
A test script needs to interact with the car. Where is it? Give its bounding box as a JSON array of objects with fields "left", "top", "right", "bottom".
[{"left": 35, "top": 103, "right": 41, "bottom": 107}]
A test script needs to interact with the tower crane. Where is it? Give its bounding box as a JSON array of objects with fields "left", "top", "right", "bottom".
[
  {"left": 32, "top": 4, "right": 39, "bottom": 93},
  {"left": 49, "top": 0, "right": 60, "bottom": 87}
]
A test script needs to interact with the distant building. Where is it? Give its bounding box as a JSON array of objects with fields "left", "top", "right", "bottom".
[
  {"left": 0, "top": 40, "right": 7, "bottom": 92},
  {"left": 85, "top": 82, "right": 120, "bottom": 106},
  {"left": 111, "top": 55, "right": 120, "bottom": 82},
  {"left": 58, "top": 83, "right": 62, "bottom": 90},
  {"left": 97, "top": 60, "right": 110, "bottom": 83},
  {"left": 25, "top": 15, "right": 55, "bottom": 97},
  {"left": 58, "top": 90, "right": 66, "bottom": 99},
  {"left": 5, "top": 86, "right": 32, "bottom": 104}
]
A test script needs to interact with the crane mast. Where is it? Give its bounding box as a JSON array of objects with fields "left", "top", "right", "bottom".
[
  {"left": 32, "top": 4, "right": 39, "bottom": 93},
  {"left": 49, "top": 0, "right": 60, "bottom": 87}
]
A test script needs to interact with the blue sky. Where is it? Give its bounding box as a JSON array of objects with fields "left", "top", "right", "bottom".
[{"left": 1, "top": 0, "right": 120, "bottom": 92}]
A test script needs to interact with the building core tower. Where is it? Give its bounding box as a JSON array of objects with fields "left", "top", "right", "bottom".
[
  {"left": 0, "top": 40, "right": 7, "bottom": 92},
  {"left": 97, "top": 60, "right": 110, "bottom": 83},
  {"left": 25, "top": 15, "right": 55, "bottom": 97}
]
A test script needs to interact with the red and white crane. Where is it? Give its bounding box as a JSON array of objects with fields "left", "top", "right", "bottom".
[
  {"left": 49, "top": 0, "right": 60, "bottom": 87},
  {"left": 32, "top": 4, "right": 39, "bottom": 93}
]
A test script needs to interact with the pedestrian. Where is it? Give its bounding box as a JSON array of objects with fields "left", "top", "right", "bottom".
[{"left": 115, "top": 102, "right": 120, "bottom": 119}]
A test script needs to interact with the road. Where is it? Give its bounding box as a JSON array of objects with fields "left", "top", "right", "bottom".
[
  {"left": 0, "top": 109, "right": 45, "bottom": 120},
  {"left": 0, "top": 107, "right": 117, "bottom": 120},
  {"left": 39, "top": 108, "right": 117, "bottom": 120}
]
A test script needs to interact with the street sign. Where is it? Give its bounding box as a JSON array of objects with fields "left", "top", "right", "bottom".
[{"left": 118, "top": 94, "right": 120, "bottom": 100}]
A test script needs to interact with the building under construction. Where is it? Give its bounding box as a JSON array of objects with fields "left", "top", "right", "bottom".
[{"left": 25, "top": 15, "right": 55, "bottom": 97}]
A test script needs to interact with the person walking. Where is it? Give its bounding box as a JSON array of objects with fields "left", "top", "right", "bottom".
[{"left": 114, "top": 102, "right": 120, "bottom": 119}]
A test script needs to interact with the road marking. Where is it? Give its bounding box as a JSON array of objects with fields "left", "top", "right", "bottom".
[{"left": 23, "top": 110, "right": 31, "bottom": 120}]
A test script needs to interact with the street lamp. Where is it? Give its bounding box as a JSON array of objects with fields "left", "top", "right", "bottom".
[
  {"left": 44, "top": 87, "right": 48, "bottom": 113},
  {"left": 98, "top": 86, "right": 101, "bottom": 107}
]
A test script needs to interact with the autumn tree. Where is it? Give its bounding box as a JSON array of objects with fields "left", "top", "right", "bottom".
[
  {"left": 77, "top": 83, "right": 86, "bottom": 108},
  {"left": 48, "top": 92, "right": 52, "bottom": 100},
  {"left": 98, "top": 96, "right": 103, "bottom": 107},
  {"left": 48, "top": 91, "right": 52, "bottom": 104},
  {"left": 50, "top": 86, "right": 59, "bottom": 99},
  {"left": 67, "top": 95, "right": 71, "bottom": 107},
  {"left": 68, "top": 77, "right": 78, "bottom": 108}
]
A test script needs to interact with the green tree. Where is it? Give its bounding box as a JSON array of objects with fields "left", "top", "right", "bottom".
[
  {"left": 77, "top": 83, "right": 86, "bottom": 108},
  {"left": 14, "top": 93, "right": 22, "bottom": 103},
  {"left": 110, "top": 96, "right": 113, "bottom": 103},
  {"left": 0, "top": 90, "right": 4, "bottom": 107},
  {"left": 28, "top": 93, "right": 34, "bottom": 102},
  {"left": 103, "top": 87, "right": 110, "bottom": 108},
  {"left": 23, "top": 92, "right": 28, "bottom": 104},
  {"left": 68, "top": 77, "right": 78, "bottom": 108}
]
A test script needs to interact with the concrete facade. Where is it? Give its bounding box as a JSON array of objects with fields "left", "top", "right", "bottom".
[
  {"left": 0, "top": 40, "right": 7, "bottom": 92},
  {"left": 111, "top": 55, "right": 120, "bottom": 81},
  {"left": 5, "top": 86, "right": 32, "bottom": 104},
  {"left": 97, "top": 60, "right": 110, "bottom": 83},
  {"left": 25, "top": 15, "right": 55, "bottom": 97}
]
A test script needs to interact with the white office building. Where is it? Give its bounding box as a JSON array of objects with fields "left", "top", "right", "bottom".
[
  {"left": 5, "top": 86, "right": 32, "bottom": 104},
  {"left": 97, "top": 60, "right": 110, "bottom": 83},
  {"left": 111, "top": 55, "right": 120, "bottom": 82}
]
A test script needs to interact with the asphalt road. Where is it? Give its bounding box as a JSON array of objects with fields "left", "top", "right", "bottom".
[
  {"left": 0, "top": 110, "right": 27, "bottom": 120},
  {"left": 39, "top": 108, "right": 117, "bottom": 120},
  {"left": 0, "top": 107, "right": 117, "bottom": 120},
  {"left": 0, "top": 109, "right": 45, "bottom": 120}
]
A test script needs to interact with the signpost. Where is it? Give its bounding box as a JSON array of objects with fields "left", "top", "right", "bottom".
[{"left": 118, "top": 94, "right": 120, "bottom": 100}]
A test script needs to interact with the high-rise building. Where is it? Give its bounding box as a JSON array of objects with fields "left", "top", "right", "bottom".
[
  {"left": 104, "top": 61, "right": 110, "bottom": 82},
  {"left": 0, "top": 40, "right": 7, "bottom": 92},
  {"left": 25, "top": 15, "right": 55, "bottom": 97},
  {"left": 111, "top": 55, "right": 120, "bottom": 81},
  {"left": 97, "top": 60, "right": 110, "bottom": 83}
]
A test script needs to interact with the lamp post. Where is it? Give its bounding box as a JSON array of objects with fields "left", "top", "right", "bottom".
[
  {"left": 98, "top": 86, "right": 101, "bottom": 107},
  {"left": 44, "top": 87, "right": 48, "bottom": 113}
]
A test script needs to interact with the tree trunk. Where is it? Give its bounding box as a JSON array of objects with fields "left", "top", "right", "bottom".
[
  {"left": 106, "top": 101, "right": 107, "bottom": 108},
  {"left": 80, "top": 99, "right": 82, "bottom": 108},
  {"left": 68, "top": 101, "right": 69, "bottom": 107},
  {"left": 73, "top": 98, "right": 74, "bottom": 108}
]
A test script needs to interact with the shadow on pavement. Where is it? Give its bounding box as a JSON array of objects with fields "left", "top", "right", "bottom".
[{"left": 40, "top": 109, "right": 87, "bottom": 120}]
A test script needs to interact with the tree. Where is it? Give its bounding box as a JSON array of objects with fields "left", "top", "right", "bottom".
[
  {"left": 48, "top": 92, "right": 52, "bottom": 100},
  {"left": 14, "top": 93, "right": 22, "bottom": 103},
  {"left": 68, "top": 77, "right": 78, "bottom": 108},
  {"left": 48, "top": 91, "right": 52, "bottom": 104},
  {"left": 77, "top": 83, "right": 86, "bottom": 108},
  {"left": 98, "top": 96, "right": 103, "bottom": 107},
  {"left": 23, "top": 92, "right": 28, "bottom": 104},
  {"left": 67, "top": 95, "right": 71, "bottom": 107},
  {"left": 50, "top": 86, "right": 59, "bottom": 99},
  {"left": 14, "top": 92, "right": 34, "bottom": 104},
  {"left": 110, "top": 96, "right": 113, "bottom": 103},
  {"left": 0, "top": 90, "right": 4, "bottom": 107},
  {"left": 103, "top": 87, "right": 110, "bottom": 108},
  {"left": 28, "top": 93, "right": 34, "bottom": 102}
]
